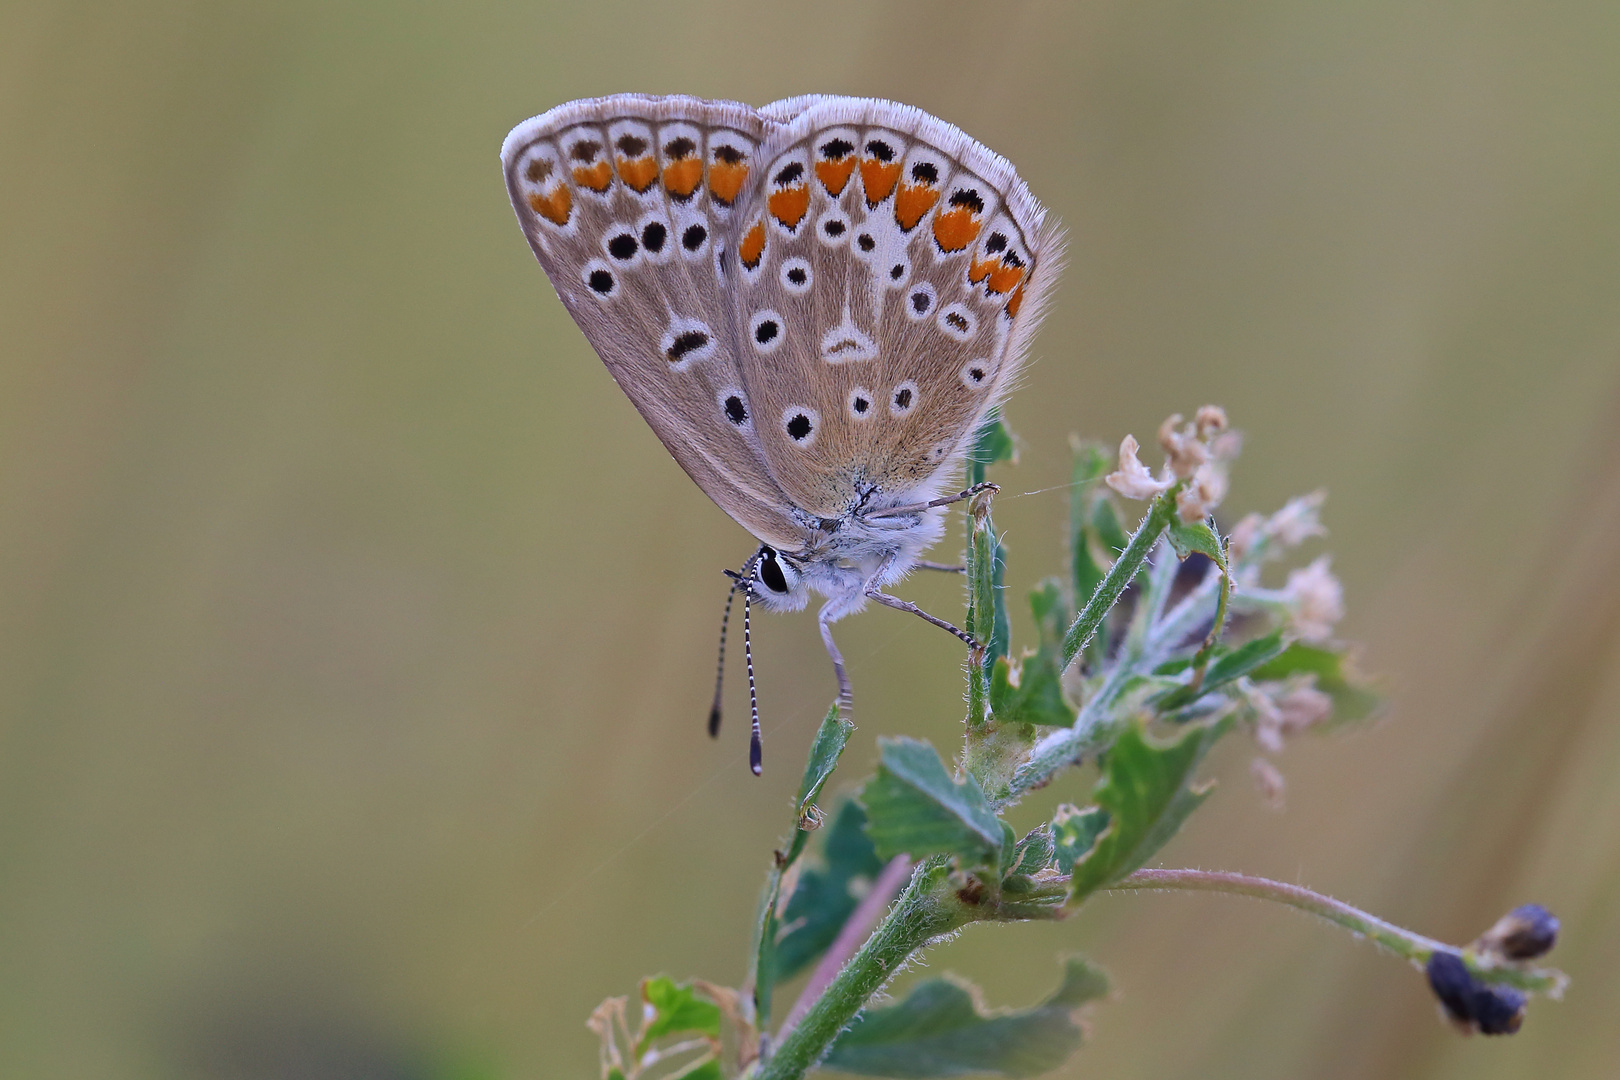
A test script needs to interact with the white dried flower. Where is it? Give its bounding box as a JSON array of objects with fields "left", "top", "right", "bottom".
[
  {"left": 1273, "top": 682, "right": 1333, "bottom": 734},
  {"left": 1272, "top": 490, "right": 1328, "bottom": 547},
  {"left": 1284, "top": 556, "right": 1345, "bottom": 642},
  {"left": 1226, "top": 512, "right": 1266, "bottom": 563},
  {"left": 1158, "top": 414, "right": 1209, "bottom": 479},
  {"left": 1176, "top": 460, "right": 1230, "bottom": 524},
  {"left": 1250, "top": 756, "right": 1287, "bottom": 810},
  {"left": 1195, "top": 404, "right": 1229, "bottom": 440},
  {"left": 1105, "top": 434, "right": 1173, "bottom": 500},
  {"left": 1251, "top": 688, "right": 1286, "bottom": 753}
]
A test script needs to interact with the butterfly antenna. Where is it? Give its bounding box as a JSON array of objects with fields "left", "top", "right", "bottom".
[
  {"left": 743, "top": 588, "right": 763, "bottom": 775},
  {"left": 709, "top": 580, "right": 738, "bottom": 738}
]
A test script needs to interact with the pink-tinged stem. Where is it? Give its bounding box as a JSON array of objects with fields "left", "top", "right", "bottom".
[{"left": 778, "top": 855, "right": 914, "bottom": 1037}]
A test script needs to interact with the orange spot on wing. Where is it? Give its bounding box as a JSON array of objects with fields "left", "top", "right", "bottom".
[
  {"left": 572, "top": 161, "right": 613, "bottom": 192},
  {"left": 709, "top": 160, "right": 749, "bottom": 205},
  {"left": 617, "top": 156, "right": 658, "bottom": 193},
  {"left": 860, "top": 160, "right": 901, "bottom": 206},
  {"left": 986, "top": 262, "right": 1026, "bottom": 294},
  {"left": 815, "top": 157, "right": 857, "bottom": 196},
  {"left": 768, "top": 186, "right": 810, "bottom": 230},
  {"left": 1006, "top": 281, "right": 1026, "bottom": 317},
  {"left": 932, "top": 205, "right": 982, "bottom": 252},
  {"left": 662, "top": 158, "right": 703, "bottom": 198},
  {"left": 738, "top": 219, "right": 766, "bottom": 269},
  {"left": 968, "top": 255, "right": 999, "bottom": 284},
  {"left": 527, "top": 186, "right": 571, "bottom": 226},
  {"left": 893, "top": 183, "right": 941, "bottom": 231}
]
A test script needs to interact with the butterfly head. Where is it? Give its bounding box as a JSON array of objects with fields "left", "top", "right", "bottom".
[{"left": 732, "top": 544, "right": 810, "bottom": 613}]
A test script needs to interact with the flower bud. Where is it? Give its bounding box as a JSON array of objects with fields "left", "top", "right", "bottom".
[{"left": 1425, "top": 952, "right": 1527, "bottom": 1036}]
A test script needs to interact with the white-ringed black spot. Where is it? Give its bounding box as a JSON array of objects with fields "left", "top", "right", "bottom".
[
  {"left": 582, "top": 259, "right": 616, "bottom": 298},
  {"left": 750, "top": 309, "right": 784, "bottom": 354},
  {"left": 823, "top": 218, "right": 845, "bottom": 237},
  {"left": 658, "top": 317, "right": 715, "bottom": 369},
  {"left": 666, "top": 330, "right": 708, "bottom": 362},
  {"left": 682, "top": 223, "right": 708, "bottom": 251},
  {"left": 906, "top": 282, "right": 937, "bottom": 320},
  {"left": 865, "top": 139, "right": 896, "bottom": 162},
  {"left": 910, "top": 161, "right": 939, "bottom": 184},
  {"left": 885, "top": 257, "right": 911, "bottom": 289},
  {"left": 890, "top": 381, "right": 918, "bottom": 416},
  {"left": 857, "top": 233, "right": 876, "bottom": 252},
  {"left": 773, "top": 161, "right": 805, "bottom": 186},
  {"left": 782, "top": 405, "right": 819, "bottom": 445},
  {"left": 723, "top": 393, "right": 748, "bottom": 426},
  {"left": 961, "top": 359, "right": 991, "bottom": 387},
  {"left": 937, "top": 301, "right": 977, "bottom": 341},
  {"left": 641, "top": 221, "right": 667, "bottom": 253},
  {"left": 848, "top": 387, "right": 874, "bottom": 419},
  {"left": 985, "top": 232, "right": 1009, "bottom": 254},
  {"left": 779, "top": 256, "right": 812, "bottom": 294},
  {"left": 890, "top": 263, "right": 905, "bottom": 280},
  {"left": 607, "top": 232, "right": 638, "bottom": 260}
]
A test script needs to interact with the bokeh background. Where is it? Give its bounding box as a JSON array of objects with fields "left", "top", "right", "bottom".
[{"left": 4, "top": 1, "right": 1619, "bottom": 1077}]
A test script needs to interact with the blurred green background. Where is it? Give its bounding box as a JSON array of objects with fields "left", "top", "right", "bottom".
[{"left": 4, "top": 1, "right": 1619, "bottom": 1077}]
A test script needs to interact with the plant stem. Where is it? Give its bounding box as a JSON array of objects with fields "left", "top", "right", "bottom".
[
  {"left": 1113, "top": 869, "right": 1568, "bottom": 996},
  {"left": 1060, "top": 492, "right": 1175, "bottom": 672},
  {"left": 755, "top": 857, "right": 967, "bottom": 1080},
  {"left": 776, "top": 855, "right": 913, "bottom": 1038}
]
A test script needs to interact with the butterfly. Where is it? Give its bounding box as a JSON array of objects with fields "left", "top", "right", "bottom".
[{"left": 501, "top": 94, "right": 1061, "bottom": 773}]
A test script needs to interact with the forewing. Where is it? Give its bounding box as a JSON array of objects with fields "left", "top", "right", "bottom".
[
  {"left": 502, "top": 94, "right": 808, "bottom": 549},
  {"left": 728, "top": 98, "right": 1064, "bottom": 518}
]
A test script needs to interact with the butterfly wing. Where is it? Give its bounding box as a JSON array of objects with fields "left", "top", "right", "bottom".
[
  {"left": 502, "top": 94, "right": 810, "bottom": 550},
  {"left": 728, "top": 98, "right": 1064, "bottom": 519}
]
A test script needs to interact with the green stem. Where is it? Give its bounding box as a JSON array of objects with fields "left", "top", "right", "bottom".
[
  {"left": 1113, "top": 869, "right": 1568, "bottom": 996},
  {"left": 755, "top": 857, "right": 969, "bottom": 1080},
  {"left": 1061, "top": 493, "right": 1175, "bottom": 672}
]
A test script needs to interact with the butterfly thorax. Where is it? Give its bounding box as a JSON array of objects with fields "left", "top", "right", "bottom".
[{"left": 745, "top": 496, "right": 948, "bottom": 622}]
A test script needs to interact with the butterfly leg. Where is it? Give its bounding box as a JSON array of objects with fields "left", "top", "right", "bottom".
[
  {"left": 818, "top": 603, "right": 854, "bottom": 719},
  {"left": 862, "top": 481, "right": 1000, "bottom": 519},
  {"left": 914, "top": 560, "right": 966, "bottom": 573},
  {"left": 864, "top": 586, "right": 986, "bottom": 665}
]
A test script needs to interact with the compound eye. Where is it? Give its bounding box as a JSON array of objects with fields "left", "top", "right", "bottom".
[{"left": 758, "top": 549, "right": 790, "bottom": 594}]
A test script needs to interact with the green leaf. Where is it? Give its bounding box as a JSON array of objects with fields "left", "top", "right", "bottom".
[
  {"left": 861, "top": 738, "right": 1005, "bottom": 870},
  {"left": 639, "top": 977, "right": 721, "bottom": 1049},
  {"left": 681, "top": 1061, "right": 722, "bottom": 1080},
  {"left": 967, "top": 411, "right": 1016, "bottom": 486},
  {"left": 822, "top": 956, "right": 1110, "bottom": 1078},
  {"left": 1067, "top": 717, "right": 1232, "bottom": 906},
  {"left": 1007, "top": 823, "right": 1056, "bottom": 878},
  {"left": 1250, "top": 642, "right": 1382, "bottom": 726},
  {"left": 1091, "top": 496, "right": 1130, "bottom": 555},
  {"left": 797, "top": 703, "right": 854, "bottom": 829},
  {"left": 987, "top": 652, "right": 1069, "bottom": 729},
  {"left": 775, "top": 800, "right": 885, "bottom": 983},
  {"left": 1152, "top": 629, "right": 1290, "bottom": 711},
  {"left": 1050, "top": 804, "right": 1110, "bottom": 874},
  {"left": 1167, "top": 518, "right": 1224, "bottom": 562}
]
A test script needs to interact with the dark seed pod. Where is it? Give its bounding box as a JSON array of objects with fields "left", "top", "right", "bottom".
[
  {"left": 1425, "top": 951, "right": 1528, "bottom": 1036},
  {"left": 1426, "top": 952, "right": 1478, "bottom": 1028},
  {"left": 1476, "top": 903, "right": 1559, "bottom": 961}
]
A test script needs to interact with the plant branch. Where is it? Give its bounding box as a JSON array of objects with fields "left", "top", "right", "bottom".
[
  {"left": 1060, "top": 492, "right": 1176, "bottom": 672},
  {"left": 1112, "top": 868, "right": 1568, "bottom": 996},
  {"left": 755, "top": 856, "right": 968, "bottom": 1080}
]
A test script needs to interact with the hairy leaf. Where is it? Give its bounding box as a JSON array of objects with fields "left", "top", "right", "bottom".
[
  {"left": 1167, "top": 518, "right": 1224, "bottom": 562},
  {"left": 1067, "top": 717, "right": 1231, "bottom": 906},
  {"left": 821, "top": 957, "right": 1110, "bottom": 1078},
  {"left": 1050, "top": 804, "right": 1110, "bottom": 874},
  {"left": 1153, "top": 629, "right": 1290, "bottom": 711},
  {"left": 797, "top": 704, "right": 854, "bottom": 830},
  {"left": 775, "top": 800, "right": 884, "bottom": 983},
  {"left": 862, "top": 738, "right": 1004, "bottom": 869}
]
